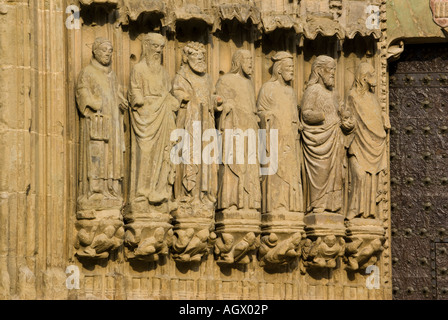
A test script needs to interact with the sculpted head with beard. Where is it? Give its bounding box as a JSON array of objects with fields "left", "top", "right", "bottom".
[
  {"left": 141, "top": 33, "right": 165, "bottom": 67},
  {"left": 92, "top": 37, "right": 113, "bottom": 67},
  {"left": 307, "top": 55, "right": 336, "bottom": 90},
  {"left": 182, "top": 42, "right": 207, "bottom": 74}
]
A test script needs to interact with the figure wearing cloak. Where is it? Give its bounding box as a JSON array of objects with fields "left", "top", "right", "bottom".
[
  {"left": 215, "top": 49, "right": 261, "bottom": 212},
  {"left": 128, "top": 33, "right": 179, "bottom": 210},
  {"left": 257, "top": 51, "right": 303, "bottom": 214},
  {"left": 75, "top": 37, "right": 127, "bottom": 208},
  {"left": 346, "top": 62, "right": 390, "bottom": 219}
]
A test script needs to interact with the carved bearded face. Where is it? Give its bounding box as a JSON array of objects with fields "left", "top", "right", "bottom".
[
  {"left": 321, "top": 62, "right": 336, "bottom": 89},
  {"left": 241, "top": 53, "right": 253, "bottom": 77},
  {"left": 280, "top": 58, "right": 294, "bottom": 82},
  {"left": 145, "top": 38, "right": 165, "bottom": 64},
  {"left": 94, "top": 43, "right": 113, "bottom": 66},
  {"left": 187, "top": 49, "right": 207, "bottom": 74}
]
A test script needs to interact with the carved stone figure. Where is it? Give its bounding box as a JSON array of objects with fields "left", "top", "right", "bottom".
[
  {"left": 258, "top": 232, "right": 303, "bottom": 267},
  {"left": 171, "top": 41, "right": 222, "bottom": 262},
  {"left": 300, "top": 235, "right": 346, "bottom": 272},
  {"left": 301, "top": 55, "right": 354, "bottom": 215},
  {"left": 214, "top": 232, "right": 258, "bottom": 265},
  {"left": 213, "top": 49, "right": 261, "bottom": 265},
  {"left": 300, "top": 55, "right": 353, "bottom": 270},
  {"left": 124, "top": 33, "right": 180, "bottom": 261},
  {"left": 344, "top": 236, "right": 385, "bottom": 271},
  {"left": 74, "top": 37, "right": 127, "bottom": 259},
  {"left": 257, "top": 51, "right": 303, "bottom": 215},
  {"left": 343, "top": 62, "right": 389, "bottom": 272},
  {"left": 256, "top": 51, "right": 305, "bottom": 267},
  {"left": 346, "top": 62, "right": 390, "bottom": 220}
]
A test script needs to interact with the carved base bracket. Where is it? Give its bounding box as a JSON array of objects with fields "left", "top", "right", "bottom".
[
  {"left": 74, "top": 209, "right": 124, "bottom": 259},
  {"left": 258, "top": 211, "right": 305, "bottom": 267},
  {"left": 344, "top": 218, "right": 386, "bottom": 271},
  {"left": 300, "top": 213, "right": 346, "bottom": 272},
  {"left": 214, "top": 209, "right": 261, "bottom": 265},
  {"left": 170, "top": 217, "right": 216, "bottom": 263},
  {"left": 124, "top": 212, "right": 172, "bottom": 262}
]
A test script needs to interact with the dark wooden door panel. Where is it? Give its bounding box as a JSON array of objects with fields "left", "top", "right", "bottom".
[{"left": 389, "top": 43, "right": 448, "bottom": 300}]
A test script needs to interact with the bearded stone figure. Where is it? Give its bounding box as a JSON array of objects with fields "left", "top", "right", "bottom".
[
  {"left": 124, "top": 33, "right": 180, "bottom": 261},
  {"left": 346, "top": 62, "right": 390, "bottom": 220},
  {"left": 300, "top": 55, "right": 353, "bottom": 270},
  {"left": 301, "top": 55, "right": 354, "bottom": 215},
  {"left": 256, "top": 51, "right": 305, "bottom": 268},
  {"left": 74, "top": 38, "right": 127, "bottom": 259},
  {"left": 213, "top": 49, "right": 261, "bottom": 265},
  {"left": 170, "top": 42, "right": 222, "bottom": 263}
]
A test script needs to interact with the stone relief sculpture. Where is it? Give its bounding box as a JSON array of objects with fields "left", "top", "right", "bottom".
[
  {"left": 170, "top": 42, "right": 222, "bottom": 263},
  {"left": 74, "top": 37, "right": 127, "bottom": 259},
  {"left": 70, "top": 35, "right": 389, "bottom": 280},
  {"left": 213, "top": 49, "right": 261, "bottom": 265},
  {"left": 124, "top": 33, "right": 180, "bottom": 261},
  {"left": 256, "top": 51, "right": 305, "bottom": 267},
  {"left": 345, "top": 62, "right": 390, "bottom": 221},
  {"left": 343, "top": 62, "right": 388, "bottom": 271},
  {"left": 300, "top": 55, "right": 354, "bottom": 269}
]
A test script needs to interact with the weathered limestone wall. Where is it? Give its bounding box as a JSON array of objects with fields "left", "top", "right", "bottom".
[{"left": 0, "top": 0, "right": 392, "bottom": 300}]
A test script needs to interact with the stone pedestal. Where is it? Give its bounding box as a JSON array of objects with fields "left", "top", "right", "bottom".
[
  {"left": 300, "top": 213, "right": 346, "bottom": 272},
  {"left": 74, "top": 208, "right": 124, "bottom": 259},
  {"left": 123, "top": 210, "right": 173, "bottom": 262},
  {"left": 170, "top": 198, "right": 216, "bottom": 263},
  {"left": 258, "top": 210, "right": 305, "bottom": 267},
  {"left": 344, "top": 218, "right": 386, "bottom": 271},
  {"left": 214, "top": 209, "right": 260, "bottom": 265}
]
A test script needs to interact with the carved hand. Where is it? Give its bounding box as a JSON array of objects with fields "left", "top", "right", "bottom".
[
  {"left": 87, "top": 98, "right": 102, "bottom": 112},
  {"left": 341, "top": 117, "right": 355, "bottom": 132}
]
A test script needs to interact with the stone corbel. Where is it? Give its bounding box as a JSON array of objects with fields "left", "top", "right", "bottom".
[
  {"left": 169, "top": 199, "right": 216, "bottom": 263},
  {"left": 344, "top": 218, "right": 386, "bottom": 271},
  {"left": 74, "top": 209, "right": 124, "bottom": 259},
  {"left": 258, "top": 232, "right": 304, "bottom": 268},
  {"left": 257, "top": 211, "right": 305, "bottom": 268},
  {"left": 300, "top": 213, "right": 346, "bottom": 273},
  {"left": 386, "top": 40, "right": 404, "bottom": 62},
  {"left": 213, "top": 209, "right": 260, "bottom": 265},
  {"left": 123, "top": 211, "right": 173, "bottom": 262}
]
